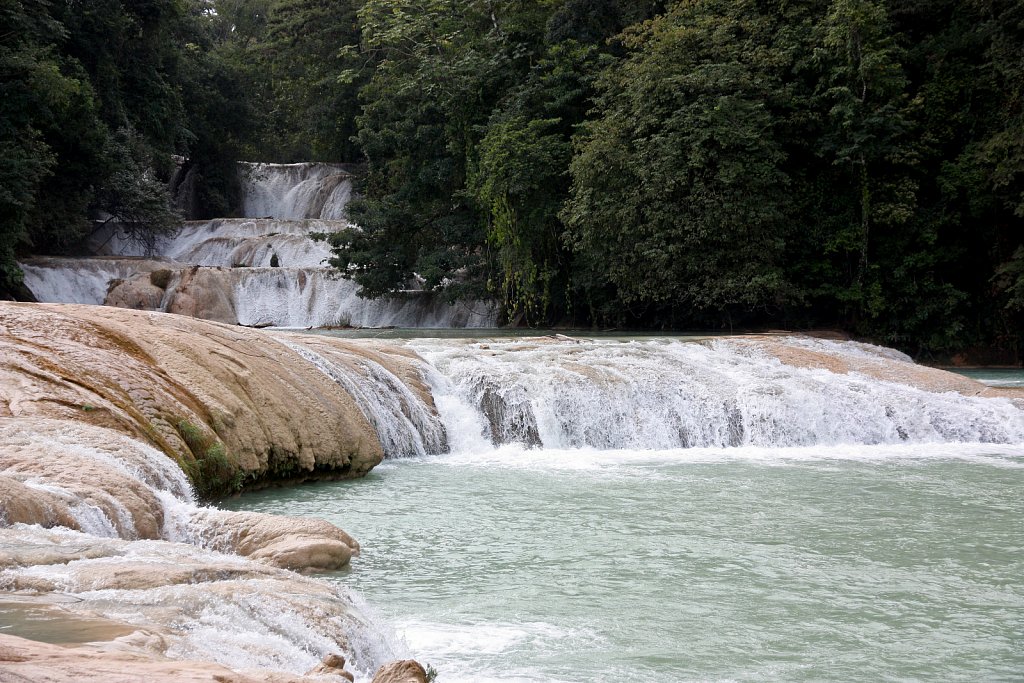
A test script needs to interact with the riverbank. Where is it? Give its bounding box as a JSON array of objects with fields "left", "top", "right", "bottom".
[{"left": 0, "top": 302, "right": 444, "bottom": 681}]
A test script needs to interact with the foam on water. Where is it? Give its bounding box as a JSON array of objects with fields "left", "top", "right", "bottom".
[
  {"left": 426, "top": 441, "right": 1024, "bottom": 475},
  {"left": 411, "top": 337, "right": 1024, "bottom": 450},
  {"left": 92, "top": 218, "right": 347, "bottom": 267},
  {"left": 394, "top": 620, "right": 583, "bottom": 683}
]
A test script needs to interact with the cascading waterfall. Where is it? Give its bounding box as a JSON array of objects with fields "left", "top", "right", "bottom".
[
  {"left": 279, "top": 337, "right": 447, "bottom": 457},
  {"left": 238, "top": 162, "right": 354, "bottom": 220},
  {"left": 231, "top": 270, "right": 494, "bottom": 328},
  {"left": 408, "top": 336, "right": 1024, "bottom": 450},
  {"left": 91, "top": 218, "right": 342, "bottom": 267},
  {"left": 20, "top": 163, "right": 498, "bottom": 328},
  {"left": 19, "top": 257, "right": 169, "bottom": 306}
]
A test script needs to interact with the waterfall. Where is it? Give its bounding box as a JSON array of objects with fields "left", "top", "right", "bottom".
[
  {"left": 19, "top": 257, "right": 169, "bottom": 305},
  {"left": 230, "top": 269, "right": 495, "bottom": 328},
  {"left": 21, "top": 162, "right": 499, "bottom": 328},
  {"left": 411, "top": 337, "right": 1024, "bottom": 450},
  {"left": 280, "top": 338, "right": 447, "bottom": 457},
  {"left": 238, "top": 162, "right": 355, "bottom": 219},
  {"left": 90, "top": 218, "right": 343, "bottom": 267}
]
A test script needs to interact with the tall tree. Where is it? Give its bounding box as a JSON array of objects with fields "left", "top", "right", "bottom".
[
  {"left": 330, "top": 0, "right": 557, "bottom": 301},
  {"left": 0, "top": 0, "right": 71, "bottom": 294},
  {"left": 259, "top": 0, "right": 364, "bottom": 161},
  {"left": 563, "top": 0, "right": 795, "bottom": 325}
]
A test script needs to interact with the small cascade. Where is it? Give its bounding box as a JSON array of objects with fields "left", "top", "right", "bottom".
[
  {"left": 0, "top": 420, "right": 196, "bottom": 540},
  {"left": 22, "top": 162, "right": 498, "bottom": 328},
  {"left": 19, "top": 256, "right": 169, "bottom": 305},
  {"left": 280, "top": 337, "right": 447, "bottom": 457},
  {"left": 230, "top": 269, "right": 494, "bottom": 328},
  {"left": 238, "top": 162, "right": 355, "bottom": 219},
  {"left": 90, "top": 218, "right": 343, "bottom": 267},
  {"left": 0, "top": 415, "right": 399, "bottom": 677},
  {"left": 411, "top": 337, "right": 1024, "bottom": 450}
]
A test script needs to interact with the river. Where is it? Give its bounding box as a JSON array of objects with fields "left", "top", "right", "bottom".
[{"left": 221, "top": 340, "right": 1024, "bottom": 682}]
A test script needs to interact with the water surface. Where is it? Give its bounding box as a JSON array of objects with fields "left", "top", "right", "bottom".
[
  {"left": 949, "top": 368, "right": 1024, "bottom": 388},
  {"left": 226, "top": 445, "right": 1024, "bottom": 682}
]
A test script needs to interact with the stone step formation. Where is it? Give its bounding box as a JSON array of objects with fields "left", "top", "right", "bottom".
[{"left": 19, "top": 162, "right": 497, "bottom": 329}]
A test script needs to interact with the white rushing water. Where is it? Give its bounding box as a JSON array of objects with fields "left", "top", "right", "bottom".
[
  {"left": 408, "top": 337, "right": 1024, "bottom": 450},
  {"left": 229, "top": 270, "right": 495, "bottom": 329},
  {"left": 238, "top": 162, "right": 354, "bottom": 220},
  {"left": 279, "top": 337, "right": 448, "bottom": 457},
  {"left": 19, "top": 257, "right": 168, "bottom": 305},
  {"left": 91, "top": 218, "right": 345, "bottom": 267},
  {"left": 20, "top": 163, "right": 499, "bottom": 328}
]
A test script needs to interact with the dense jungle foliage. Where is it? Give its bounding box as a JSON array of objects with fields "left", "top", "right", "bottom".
[{"left": 1, "top": 0, "right": 1022, "bottom": 359}]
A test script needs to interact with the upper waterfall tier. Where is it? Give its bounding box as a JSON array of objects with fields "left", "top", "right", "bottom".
[
  {"left": 21, "top": 160, "right": 499, "bottom": 328},
  {"left": 238, "top": 162, "right": 355, "bottom": 219}
]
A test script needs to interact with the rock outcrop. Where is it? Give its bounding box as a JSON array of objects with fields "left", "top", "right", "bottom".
[
  {"left": 0, "top": 526, "right": 378, "bottom": 680},
  {"left": 0, "top": 634, "right": 317, "bottom": 683},
  {"left": 189, "top": 509, "right": 360, "bottom": 571},
  {"left": 0, "top": 302, "right": 443, "bottom": 494},
  {"left": 750, "top": 336, "right": 1024, "bottom": 402},
  {"left": 370, "top": 660, "right": 430, "bottom": 683}
]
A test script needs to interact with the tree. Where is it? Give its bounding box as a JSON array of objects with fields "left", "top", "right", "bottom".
[
  {"left": 330, "top": 0, "right": 559, "bottom": 302},
  {"left": 470, "top": 42, "right": 603, "bottom": 324},
  {"left": 0, "top": 0, "right": 72, "bottom": 294},
  {"left": 259, "top": 0, "right": 365, "bottom": 161},
  {"left": 563, "top": 0, "right": 795, "bottom": 325}
]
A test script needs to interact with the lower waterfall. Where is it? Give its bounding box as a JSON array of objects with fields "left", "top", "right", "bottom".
[
  {"left": 19, "top": 257, "right": 168, "bottom": 305},
  {"left": 408, "top": 336, "right": 1024, "bottom": 450}
]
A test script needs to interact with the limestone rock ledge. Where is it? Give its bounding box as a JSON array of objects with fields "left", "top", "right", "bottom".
[
  {"left": 0, "top": 634, "right": 301, "bottom": 683},
  {"left": 0, "top": 526, "right": 386, "bottom": 681},
  {"left": 0, "top": 302, "right": 437, "bottom": 495},
  {"left": 0, "top": 635, "right": 429, "bottom": 683}
]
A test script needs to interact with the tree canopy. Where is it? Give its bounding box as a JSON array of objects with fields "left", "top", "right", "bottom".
[{"left": 1, "top": 0, "right": 1021, "bottom": 359}]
